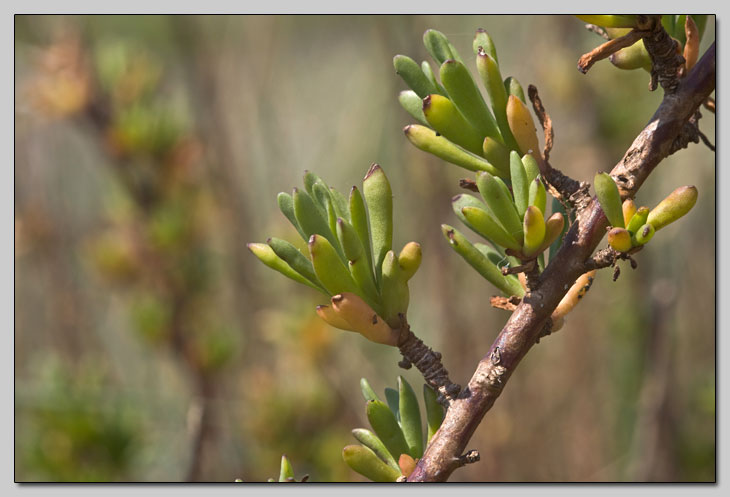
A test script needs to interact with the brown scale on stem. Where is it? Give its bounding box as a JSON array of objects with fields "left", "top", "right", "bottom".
[
  {"left": 490, "top": 295, "right": 521, "bottom": 312},
  {"left": 459, "top": 178, "right": 479, "bottom": 192}
]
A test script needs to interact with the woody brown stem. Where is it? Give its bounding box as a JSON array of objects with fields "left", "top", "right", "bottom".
[
  {"left": 397, "top": 318, "right": 461, "bottom": 406},
  {"left": 528, "top": 84, "right": 554, "bottom": 161},
  {"left": 578, "top": 28, "right": 649, "bottom": 74},
  {"left": 584, "top": 23, "right": 610, "bottom": 40}
]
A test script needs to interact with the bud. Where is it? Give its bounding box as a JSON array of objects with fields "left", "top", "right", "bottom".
[
  {"left": 398, "top": 242, "right": 422, "bottom": 281},
  {"left": 535, "top": 212, "right": 565, "bottom": 255},
  {"left": 622, "top": 199, "right": 638, "bottom": 227},
  {"left": 594, "top": 172, "right": 625, "bottom": 228},
  {"left": 380, "top": 251, "right": 410, "bottom": 328},
  {"left": 523, "top": 206, "right": 546, "bottom": 257},
  {"left": 626, "top": 206, "right": 650, "bottom": 235},
  {"left": 634, "top": 223, "right": 655, "bottom": 245},
  {"left": 647, "top": 186, "right": 698, "bottom": 231},
  {"left": 399, "top": 454, "right": 417, "bottom": 478},
  {"left": 607, "top": 227, "right": 632, "bottom": 252},
  {"left": 574, "top": 15, "right": 639, "bottom": 28},
  {"left": 506, "top": 95, "right": 540, "bottom": 159},
  {"left": 609, "top": 40, "right": 652, "bottom": 71}
]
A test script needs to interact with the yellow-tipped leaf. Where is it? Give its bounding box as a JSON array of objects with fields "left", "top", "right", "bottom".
[
  {"left": 506, "top": 94, "right": 540, "bottom": 159},
  {"left": 647, "top": 186, "right": 698, "bottom": 231},
  {"left": 522, "top": 206, "right": 546, "bottom": 257},
  {"left": 331, "top": 293, "right": 399, "bottom": 346}
]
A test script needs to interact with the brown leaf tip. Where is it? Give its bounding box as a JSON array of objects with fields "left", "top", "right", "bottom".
[
  {"left": 364, "top": 163, "right": 381, "bottom": 180},
  {"left": 422, "top": 94, "right": 432, "bottom": 111}
]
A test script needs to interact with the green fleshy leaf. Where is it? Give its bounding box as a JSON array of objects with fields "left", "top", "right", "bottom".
[{"left": 398, "top": 376, "right": 424, "bottom": 459}]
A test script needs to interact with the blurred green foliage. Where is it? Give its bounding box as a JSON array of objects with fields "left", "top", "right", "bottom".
[
  {"left": 17, "top": 357, "right": 139, "bottom": 482},
  {"left": 15, "top": 15, "right": 714, "bottom": 482}
]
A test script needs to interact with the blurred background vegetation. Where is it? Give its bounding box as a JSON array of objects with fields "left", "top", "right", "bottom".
[{"left": 14, "top": 15, "right": 715, "bottom": 482}]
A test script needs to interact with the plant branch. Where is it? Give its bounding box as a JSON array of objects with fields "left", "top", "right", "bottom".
[
  {"left": 186, "top": 374, "right": 216, "bottom": 481},
  {"left": 640, "top": 15, "right": 685, "bottom": 93},
  {"left": 697, "top": 129, "right": 715, "bottom": 152},
  {"left": 397, "top": 317, "right": 461, "bottom": 406},
  {"left": 584, "top": 23, "right": 610, "bottom": 41},
  {"left": 583, "top": 246, "right": 641, "bottom": 273},
  {"left": 578, "top": 28, "right": 649, "bottom": 74},
  {"left": 528, "top": 84, "right": 554, "bottom": 161},
  {"left": 500, "top": 259, "right": 535, "bottom": 276},
  {"left": 489, "top": 295, "right": 521, "bottom": 312},
  {"left": 703, "top": 96, "right": 715, "bottom": 113},
  {"left": 408, "top": 41, "right": 714, "bottom": 482},
  {"left": 526, "top": 85, "right": 589, "bottom": 208}
]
